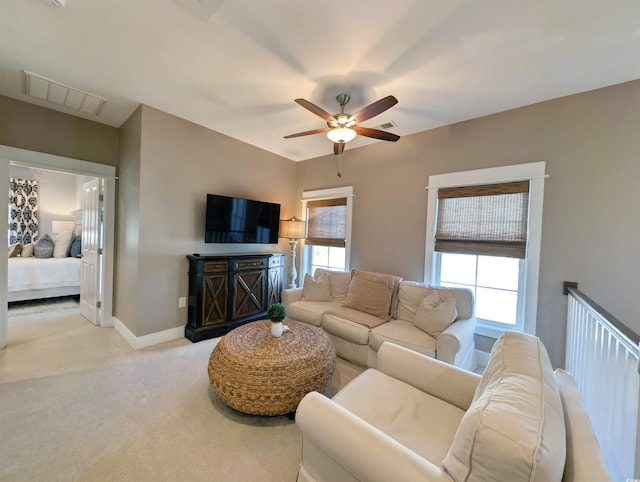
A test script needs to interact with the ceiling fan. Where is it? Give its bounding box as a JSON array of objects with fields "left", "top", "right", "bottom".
[{"left": 284, "top": 94, "right": 400, "bottom": 155}]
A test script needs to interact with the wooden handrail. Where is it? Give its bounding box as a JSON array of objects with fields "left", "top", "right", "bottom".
[{"left": 563, "top": 281, "right": 640, "bottom": 356}]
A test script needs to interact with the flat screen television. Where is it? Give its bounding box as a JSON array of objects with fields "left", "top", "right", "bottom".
[{"left": 205, "top": 194, "right": 280, "bottom": 244}]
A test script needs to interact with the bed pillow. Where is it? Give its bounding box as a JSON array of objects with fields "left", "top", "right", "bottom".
[
  {"left": 8, "top": 243, "right": 22, "bottom": 258},
  {"left": 69, "top": 237, "right": 82, "bottom": 258},
  {"left": 53, "top": 230, "right": 75, "bottom": 258},
  {"left": 21, "top": 243, "right": 34, "bottom": 257},
  {"left": 413, "top": 290, "right": 458, "bottom": 337},
  {"left": 34, "top": 234, "right": 54, "bottom": 258}
]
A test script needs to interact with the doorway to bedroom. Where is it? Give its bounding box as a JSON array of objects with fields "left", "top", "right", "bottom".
[
  {"left": 7, "top": 165, "right": 97, "bottom": 320},
  {"left": 1, "top": 145, "right": 116, "bottom": 350}
]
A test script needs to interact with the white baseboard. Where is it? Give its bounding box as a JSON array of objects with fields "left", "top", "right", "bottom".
[
  {"left": 475, "top": 349, "right": 490, "bottom": 369},
  {"left": 112, "top": 317, "right": 184, "bottom": 350}
]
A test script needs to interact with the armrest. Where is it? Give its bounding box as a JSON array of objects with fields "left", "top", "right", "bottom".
[
  {"left": 437, "top": 316, "right": 476, "bottom": 366},
  {"left": 554, "top": 369, "right": 611, "bottom": 482},
  {"left": 296, "top": 392, "right": 449, "bottom": 482},
  {"left": 377, "top": 342, "right": 480, "bottom": 411},
  {"left": 281, "top": 287, "right": 303, "bottom": 308}
]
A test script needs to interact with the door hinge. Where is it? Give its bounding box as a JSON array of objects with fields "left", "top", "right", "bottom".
[
  {"left": 99, "top": 194, "right": 104, "bottom": 202},
  {"left": 98, "top": 248, "right": 103, "bottom": 255},
  {"left": 96, "top": 301, "right": 102, "bottom": 308}
]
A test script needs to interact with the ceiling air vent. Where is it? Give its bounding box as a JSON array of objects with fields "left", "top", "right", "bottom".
[
  {"left": 23, "top": 71, "right": 106, "bottom": 116},
  {"left": 373, "top": 120, "right": 398, "bottom": 130}
]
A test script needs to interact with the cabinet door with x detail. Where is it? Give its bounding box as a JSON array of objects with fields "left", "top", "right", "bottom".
[
  {"left": 202, "top": 273, "right": 228, "bottom": 326},
  {"left": 231, "top": 269, "right": 266, "bottom": 321}
]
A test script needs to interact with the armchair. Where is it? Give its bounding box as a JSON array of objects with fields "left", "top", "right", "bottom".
[{"left": 295, "top": 334, "right": 610, "bottom": 482}]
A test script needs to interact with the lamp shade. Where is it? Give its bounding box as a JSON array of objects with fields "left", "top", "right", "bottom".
[
  {"left": 326, "top": 127, "right": 357, "bottom": 143},
  {"left": 280, "top": 218, "right": 307, "bottom": 240}
]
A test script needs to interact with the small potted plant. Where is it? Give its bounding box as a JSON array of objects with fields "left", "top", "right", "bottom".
[{"left": 267, "top": 302, "right": 287, "bottom": 338}]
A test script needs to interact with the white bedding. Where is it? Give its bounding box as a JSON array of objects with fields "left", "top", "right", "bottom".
[{"left": 8, "top": 257, "right": 81, "bottom": 293}]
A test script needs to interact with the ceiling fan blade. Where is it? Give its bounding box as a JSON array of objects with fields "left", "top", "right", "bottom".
[
  {"left": 354, "top": 126, "right": 400, "bottom": 142},
  {"left": 333, "top": 142, "right": 345, "bottom": 155},
  {"left": 349, "top": 95, "right": 398, "bottom": 124},
  {"left": 284, "top": 127, "right": 330, "bottom": 139},
  {"left": 295, "top": 98, "right": 336, "bottom": 123}
]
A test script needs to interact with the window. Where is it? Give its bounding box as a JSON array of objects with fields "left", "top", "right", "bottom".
[
  {"left": 434, "top": 252, "right": 524, "bottom": 328},
  {"left": 308, "top": 245, "right": 346, "bottom": 274},
  {"left": 424, "top": 163, "right": 546, "bottom": 337},
  {"left": 301, "top": 186, "right": 353, "bottom": 277}
]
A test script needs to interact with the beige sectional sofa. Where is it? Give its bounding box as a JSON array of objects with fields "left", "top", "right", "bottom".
[
  {"left": 295, "top": 332, "right": 611, "bottom": 482},
  {"left": 281, "top": 268, "right": 477, "bottom": 371}
]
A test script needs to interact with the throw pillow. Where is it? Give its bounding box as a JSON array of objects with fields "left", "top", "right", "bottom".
[
  {"left": 34, "top": 234, "right": 54, "bottom": 258},
  {"left": 53, "top": 229, "right": 75, "bottom": 258},
  {"left": 315, "top": 269, "right": 351, "bottom": 301},
  {"left": 413, "top": 290, "right": 458, "bottom": 337},
  {"left": 342, "top": 270, "right": 397, "bottom": 319},
  {"left": 8, "top": 243, "right": 22, "bottom": 258},
  {"left": 69, "top": 237, "right": 82, "bottom": 258},
  {"left": 301, "top": 271, "right": 331, "bottom": 301},
  {"left": 21, "top": 243, "right": 34, "bottom": 257}
]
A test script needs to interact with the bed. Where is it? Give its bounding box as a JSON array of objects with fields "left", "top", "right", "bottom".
[{"left": 8, "top": 257, "right": 81, "bottom": 302}]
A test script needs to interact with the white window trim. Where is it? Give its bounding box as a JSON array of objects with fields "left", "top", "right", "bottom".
[
  {"left": 300, "top": 186, "right": 354, "bottom": 278},
  {"left": 424, "top": 162, "right": 546, "bottom": 337}
]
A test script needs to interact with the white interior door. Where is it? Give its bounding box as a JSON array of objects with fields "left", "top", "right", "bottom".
[{"left": 80, "top": 179, "right": 102, "bottom": 325}]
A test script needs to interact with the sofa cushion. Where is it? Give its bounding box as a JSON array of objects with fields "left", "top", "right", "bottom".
[
  {"left": 315, "top": 268, "right": 351, "bottom": 301},
  {"left": 322, "top": 308, "right": 381, "bottom": 344},
  {"left": 334, "top": 368, "right": 466, "bottom": 465},
  {"left": 396, "top": 282, "right": 474, "bottom": 322},
  {"left": 369, "top": 320, "right": 437, "bottom": 358},
  {"left": 443, "top": 332, "right": 566, "bottom": 482},
  {"left": 432, "top": 286, "right": 474, "bottom": 320},
  {"left": 343, "top": 270, "right": 400, "bottom": 319},
  {"left": 413, "top": 292, "right": 458, "bottom": 337},
  {"left": 286, "top": 300, "right": 342, "bottom": 327},
  {"left": 325, "top": 306, "right": 388, "bottom": 329},
  {"left": 396, "top": 281, "right": 430, "bottom": 321},
  {"left": 302, "top": 271, "right": 331, "bottom": 301}
]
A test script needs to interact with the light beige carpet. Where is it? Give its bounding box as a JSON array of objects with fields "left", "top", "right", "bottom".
[
  {"left": 0, "top": 312, "right": 363, "bottom": 481},
  {"left": 8, "top": 296, "right": 80, "bottom": 317}
]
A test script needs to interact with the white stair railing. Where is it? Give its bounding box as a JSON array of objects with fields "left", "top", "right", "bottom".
[{"left": 564, "top": 282, "right": 640, "bottom": 481}]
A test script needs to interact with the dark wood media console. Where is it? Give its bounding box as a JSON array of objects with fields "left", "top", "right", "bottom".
[{"left": 185, "top": 253, "right": 285, "bottom": 342}]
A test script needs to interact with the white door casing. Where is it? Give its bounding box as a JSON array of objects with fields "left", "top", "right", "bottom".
[
  {"left": 80, "top": 179, "right": 102, "bottom": 325},
  {"left": 1, "top": 145, "right": 116, "bottom": 349}
]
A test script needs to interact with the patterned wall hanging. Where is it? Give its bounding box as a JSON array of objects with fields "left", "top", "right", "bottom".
[{"left": 8, "top": 177, "right": 39, "bottom": 245}]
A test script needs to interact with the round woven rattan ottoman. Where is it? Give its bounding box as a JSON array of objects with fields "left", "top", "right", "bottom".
[{"left": 208, "top": 319, "right": 336, "bottom": 416}]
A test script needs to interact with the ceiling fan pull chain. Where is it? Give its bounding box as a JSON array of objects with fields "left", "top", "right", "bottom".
[{"left": 337, "top": 152, "right": 342, "bottom": 178}]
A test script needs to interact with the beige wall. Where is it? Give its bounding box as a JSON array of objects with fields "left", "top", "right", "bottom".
[
  {"left": 296, "top": 79, "right": 640, "bottom": 367},
  {"left": 123, "top": 105, "right": 297, "bottom": 337},
  {"left": 115, "top": 106, "right": 142, "bottom": 333},
  {"left": 0, "top": 95, "right": 119, "bottom": 166},
  {"left": 4, "top": 80, "right": 638, "bottom": 367}
]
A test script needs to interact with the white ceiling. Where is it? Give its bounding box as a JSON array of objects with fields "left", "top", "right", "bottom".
[{"left": 1, "top": 0, "right": 639, "bottom": 161}]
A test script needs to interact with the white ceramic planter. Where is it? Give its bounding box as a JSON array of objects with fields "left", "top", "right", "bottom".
[{"left": 271, "top": 321, "right": 284, "bottom": 338}]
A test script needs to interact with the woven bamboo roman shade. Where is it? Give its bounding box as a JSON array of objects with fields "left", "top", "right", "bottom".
[
  {"left": 306, "top": 198, "right": 347, "bottom": 247},
  {"left": 435, "top": 181, "right": 530, "bottom": 258}
]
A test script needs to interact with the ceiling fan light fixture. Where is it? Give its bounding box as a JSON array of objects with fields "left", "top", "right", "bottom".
[{"left": 327, "top": 127, "right": 356, "bottom": 143}]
